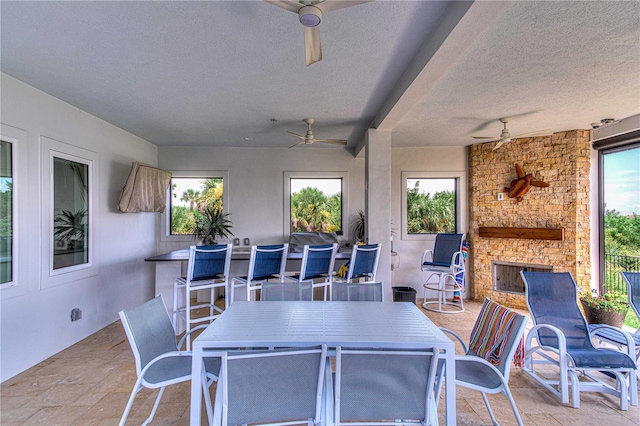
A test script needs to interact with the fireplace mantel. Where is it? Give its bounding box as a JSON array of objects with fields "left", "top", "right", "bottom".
[{"left": 478, "top": 227, "right": 565, "bottom": 241}]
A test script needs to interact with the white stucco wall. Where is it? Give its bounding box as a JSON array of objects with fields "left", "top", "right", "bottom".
[{"left": 0, "top": 74, "right": 158, "bottom": 381}]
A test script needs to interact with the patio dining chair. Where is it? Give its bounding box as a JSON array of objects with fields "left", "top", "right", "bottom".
[
  {"left": 213, "top": 345, "right": 328, "bottom": 425},
  {"left": 172, "top": 243, "right": 232, "bottom": 350},
  {"left": 230, "top": 243, "right": 288, "bottom": 303},
  {"left": 119, "top": 296, "right": 219, "bottom": 426},
  {"left": 336, "top": 243, "right": 381, "bottom": 283},
  {"left": 590, "top": 271, "right": 640, "bottom": 379},
  {"left": 261, "top": 280, "right": 314, "bottom": 301},
  {"left": 521, "top": 271, "right": 637, "bottom": 410},
  {"left": 421, "top": 233, "right": 465, "bottom": 313},
  {"left": 435, "top": 298, "right": 528, "bottom": 426},
  {"left": 286, "top": 243, "right": 338, "bottom": 300},
  {"left": 331, "top": 281, "right": 383, "bottom": 301},
  {"left": 334, "top": 346, "right": 439, "bottom": 425}
]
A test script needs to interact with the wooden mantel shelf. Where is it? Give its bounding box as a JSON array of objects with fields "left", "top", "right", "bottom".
[{"left": 479, "top": 227, "right": 565, "bottom": 241}]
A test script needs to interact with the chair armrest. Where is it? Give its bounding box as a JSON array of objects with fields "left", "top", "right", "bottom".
[
  {"left": 439, "top": 327, "right": 468, "bottom": 353},
  {"left": 421, "top": 249, "right": 434, "bottom": 264},
  {"left": 139, "top": 350, "right": 190, "bottom": 379},
  {"left": 589, "top": 324, "right": 637, "bottom": 357},
  {"left": 452, "top": 251, "right": 464, "bottom": 269},
  {"left": 177, "top": 324, "right": 209, "bottom": 350},
  {"left": 526, "top": 323, "right": 567, "bottom": 353}
]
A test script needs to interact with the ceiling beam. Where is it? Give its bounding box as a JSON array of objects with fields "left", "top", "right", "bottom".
[{"left": 353, "top": 0, "right": 513, "bottom": 156}]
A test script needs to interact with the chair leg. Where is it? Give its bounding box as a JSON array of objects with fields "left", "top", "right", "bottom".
[
  {"left": 480, "top": 392, "right": 499, "bottom": 426},
  {"left": 119, "top": 382, "right": 143, "bottom": 426},
  {"left": 202, "top": 368, "right": 214, "bottom": 425},
  {"left": 142, "top": 386, "right": 165, "bottom": 426},
  {"left": 502, "top": 386, "right": 525, "bottom": 426},
  {"left": 185, "top": 289, "right": 192, "bottom": 351},
  {"left": 172, "top": 281, "right": 179, "bottom": 330}
]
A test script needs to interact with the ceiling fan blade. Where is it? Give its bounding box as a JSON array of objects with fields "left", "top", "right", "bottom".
[
  {"left": 511, "top": 129, "right": 553, "bottom": 138},
  {"left": 319, "top": 0, "right": 373, "bottom": 13},
  {"left": 287, "top": 131, "right": 306, "bottom": 140},
  {"left": 288, "top": 140, "right": 306, "bottom": 149},
  {"left": 472, "top": 136, "right": 497, "bottom": 140},
  {"left": 315, "top": 139, "right": 348, "bottom": 146},
  {"left": 263, "top": 0, "right": 301, "bottom": 13},
  {"left": 491, "top": 140, "right": 507, "bottom": 151},
  {"left": 304, "top": 26, "right": 322, "bottom": 66}
]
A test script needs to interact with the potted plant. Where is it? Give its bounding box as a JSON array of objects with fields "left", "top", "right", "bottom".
[
  {"left": 53, "top": 208, "right": 87, "bottom": 249},
  {"left": 578, "top": 288, "right": 629, "bottom": 328},
  {"left": 192, "top": 205, "right": 234, "bottom": 245},
  {"left": 352, "top": 210, "right": 365, "bottom": 243}
]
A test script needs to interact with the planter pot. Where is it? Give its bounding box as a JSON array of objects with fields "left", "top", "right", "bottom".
[{"left": 580, "top": 301, "right": 626, "bottom": 328}]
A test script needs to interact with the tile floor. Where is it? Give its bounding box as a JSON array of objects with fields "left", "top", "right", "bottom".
[{"left": 1, "top": 299, "right": 638, "bottom": 425}]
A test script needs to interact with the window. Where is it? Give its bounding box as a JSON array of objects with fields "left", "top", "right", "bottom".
[
  {"left": 161, "top": 171, "right": 228, "bottom": 242},
  {"left": 52, "top": 155, "right": 90, "bottom": 270},
  {"left": 600, "top": 144, "right": 640, "bottom": 293},
  {"left": 0, "top": 141, "right": 13, "bottom": 285},
  {"left": 284, "top": 172, "right": 348, "bottom": 239},
  {"left": 401, "top": 171, "right": 466, "bottom": 241}
]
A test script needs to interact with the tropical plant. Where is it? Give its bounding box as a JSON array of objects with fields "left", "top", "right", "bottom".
[
  {"left": 54, "top": 209, "right": 87, "bottom": 247},
  {"left": 192, "top": 205, "right": 234, "bottom": 244},
  {"left": 352, "top": 210, "right": 365, "bottom": 242},
  {"left": 180, "top": 189, "right": 200, "bottom": 210},
  {"left": 290, "top": 187, "right": 340, "bottom": 233},
  {"left": 406, "top": 181, "right": 455, "bottom": 233}
]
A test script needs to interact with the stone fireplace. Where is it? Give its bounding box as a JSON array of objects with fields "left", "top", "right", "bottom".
[{"left": 468, "top": 130, "right": 591, "bottom": 309}]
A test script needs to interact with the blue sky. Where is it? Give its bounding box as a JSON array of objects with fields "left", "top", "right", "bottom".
[{"left": 604, "top": 147, "right": 640, "bottom": 216}]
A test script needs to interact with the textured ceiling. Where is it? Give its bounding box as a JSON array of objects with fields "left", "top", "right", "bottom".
[{"left": 2, "top": 1, "right": 639, "bottom": 154}]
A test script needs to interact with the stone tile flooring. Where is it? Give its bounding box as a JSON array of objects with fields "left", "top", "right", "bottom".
[{"left": 1, "top": 299, "right": 638, "bottom": 425}]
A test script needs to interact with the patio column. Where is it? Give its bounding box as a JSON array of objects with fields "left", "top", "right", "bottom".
[{"left": 365, "top": 129, "right": 392, "bottom": 300}]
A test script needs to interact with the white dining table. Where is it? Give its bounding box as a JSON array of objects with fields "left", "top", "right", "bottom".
[{"left": 190, "top": 301, "right": 456, "bottom": 425}]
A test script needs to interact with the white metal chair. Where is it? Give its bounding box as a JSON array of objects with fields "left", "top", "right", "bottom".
[
  {"left": 590, "top": 271, "right": 640, "bottom": 379},
  {"left": 421, "top": 233, "right": 465, "bottom": 313},
  {"left": 261, "top": 280, "right": 314, "bottom": 301},
  {"left": 287, "top": 243, "right": 338, "bottom": 300},
  {"left": 230, "top": 243, "right": 289, "bottom": 303},
  {"left": 436, "top": 298, "right": 528, "bottom": 426},
  {"left": 172, "top": 244, "right": 232, "bottom": 350},
  {"left": 334, "top": 346, "right": 439, "bottom": 425},
  {"left": 214, "top": 345, "right": 328, "bottom": 425},
  {"left": 521, "top": 271, "right": 637, "bottom": 410},
  {"left": 331, "top": 281, "right": 383, "bottom": 302},
  {"left": 119, "top": 296, "right": 219, "bottom": 426}
]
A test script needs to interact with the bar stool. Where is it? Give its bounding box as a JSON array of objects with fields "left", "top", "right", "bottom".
[
  {"left": 286, "top": 243, "right": 337, "bottom": 300},
  {"left": 421, "top": 233, "right": 465, "bottom": 313},
  {"left": 172, "top": 244, "right": 232, "bottom": 349},
  {"left": 230, "top": 244, "right": 288, "bottom": 303}
]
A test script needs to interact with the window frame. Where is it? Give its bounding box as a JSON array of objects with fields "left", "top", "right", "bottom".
[
  {"left": 401, "top": 171, "right": 467, "bottom": 241},
  {"left": 160, "top": 170, "right": 229, "bottom": 243},
  {"left": 283, "top": 171, "right": 349, "bottom": 241},
  {"left": 40, "top": 136, "right": 97, "bottom": 289},
  {"left": 0, "top": 128, "right": 19, "bottom": 291}
]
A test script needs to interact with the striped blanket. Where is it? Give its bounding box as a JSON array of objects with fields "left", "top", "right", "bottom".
[{"left": 468, "top": 298, "right": 525, "bottom": 368}]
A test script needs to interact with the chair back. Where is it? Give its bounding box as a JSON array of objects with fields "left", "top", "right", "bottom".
[
  {"left": 248, "top": 244, "right": 289, "bottom": 281},
  {"left": 188, "top": 244, "right": 232, "bottom": 282},
  {"left": 299, "top": 243, "right": 338, "bottom": 281},
  {"left": 220, "top": 345, "right": 327, "bottom": 425},
  {"left": 332, "top": 282, "right": 383, "bottom": 302},
  {"left": 261, "top": 280, "right": 314, "bottom": 301},
  {"left": 119, "top": 296, "right": 178, "bottom": 375},
  {"left": 431, "top": 233, "right": 464, "bottom": 266},
  {"left": 521, "top": 271, "right": 593, "bottom": 350},
  {"left": 621, "top": 271, "right": 640, "bottom": 320},
  {"left": 347, "top": 243, "right": 381, "bottom": 282},
  {"left": 334, "top": 347, "right": 439, "bottom": 424},
  {"left": 467, "top": 298, "right": 528, "bottom": 379}
]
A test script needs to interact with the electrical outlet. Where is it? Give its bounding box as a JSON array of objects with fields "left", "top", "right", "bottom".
[
  {"left": 71, "top": 308, "right": 82, "bottom": 321},
  {"left": 243, "top": 238, "right": 250, "bottom": 246},
  {"left": 233, "top": 238, "right": 240, "bottom": 245},
  {"left": 497, "top": 193, "right": 504, "bottom": 201}
]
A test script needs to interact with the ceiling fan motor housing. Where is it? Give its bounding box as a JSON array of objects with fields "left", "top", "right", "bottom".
[{"left": 299, "top": 6, "right": 322, "bottom": 27}]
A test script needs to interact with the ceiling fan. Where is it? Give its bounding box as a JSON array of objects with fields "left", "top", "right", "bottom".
[
  {"left": 287, "top": 118, "right": 348, "bottom": 148},
  {"left": 264, "top": 0, "right": 372, "bottom": 66},
  {"left": 472, "top": 117, "right": 552, "bottom": 151}
]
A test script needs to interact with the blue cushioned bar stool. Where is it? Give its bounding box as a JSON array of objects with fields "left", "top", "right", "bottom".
[
  {"left": 421, "top": 233, "right": 465, "bottom": 314},
  {"left": 286, "top": 243, "right": 338, "bottom": 300},
  {"left": 172, "top": 244, "right": 232, "bottom": 350},
  {"left": 230, "top": 243, "right": 289, "bottom": 303}
]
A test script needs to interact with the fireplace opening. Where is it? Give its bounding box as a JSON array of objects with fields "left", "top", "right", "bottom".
[{"left": 492, "top": 261, "right": 553, "bottom": 294}]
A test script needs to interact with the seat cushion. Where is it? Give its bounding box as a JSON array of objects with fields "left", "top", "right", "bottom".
[{"left": 455, "top": 358, "right": 503, "bottom": 390}]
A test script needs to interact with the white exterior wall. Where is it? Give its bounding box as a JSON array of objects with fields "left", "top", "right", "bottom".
[{"left": 0, "top": 74, "right": 158, "bottom": 381}]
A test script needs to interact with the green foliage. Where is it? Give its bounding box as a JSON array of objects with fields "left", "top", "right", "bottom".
[
  {"left": 604, "top": 210, "right": 640, "bottom": 256},
  {"left": 290, "top": 187, "right": 341, "bottom": 233},
  {"left": 192, "top": 205, "right": 233, "bottom": 244},
  {"left": 352, "top": 210, "right": 365, "bottom": 241},
  {"left": 0, "top": 182, "right": 12, "bottom": 237},
  {"left": 579, "top": 289, "right": 629, "bottom": 314},
  {"left": 171, "top": 206, "right": 196, "bottom": 234},
  {"left": 170, "top": 178, "right": 223, "bottom": 235},
  {"left": 406, "top": 181, "right": 455, "bottom": 233}
]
